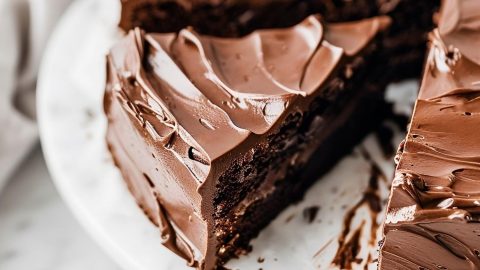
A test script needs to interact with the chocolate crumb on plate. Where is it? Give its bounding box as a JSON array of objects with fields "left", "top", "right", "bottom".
[{"left": 302, "top": 206, "right": 320, "bottom": 224}]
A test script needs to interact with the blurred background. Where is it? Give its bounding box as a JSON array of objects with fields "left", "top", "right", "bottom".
[{"left": 0, "top": 0, "right": 118, "bottom": 269}]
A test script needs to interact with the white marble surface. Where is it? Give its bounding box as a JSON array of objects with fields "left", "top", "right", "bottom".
[{"left": 0, "top": 146, "right": 120, "bottom": 270}]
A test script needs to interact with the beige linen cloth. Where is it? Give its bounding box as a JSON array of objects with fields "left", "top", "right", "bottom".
[{"left": 0, "top": 0, "right": 72, "bottom": 192}]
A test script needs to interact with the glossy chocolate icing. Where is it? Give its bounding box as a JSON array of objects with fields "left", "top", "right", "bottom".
[
  {"left": 379, "top": 1, "right": 480, "bottom": 269},
  {"left": 105, "top": 15, "right": 389, "bottom": 269}
]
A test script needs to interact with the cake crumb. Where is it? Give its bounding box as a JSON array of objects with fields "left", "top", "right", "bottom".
[
  {"left": 257, "top": 257, "right": 265, "bottom": 263},
  {"left": 303, "top": 206, "right": 320, "bottom": 223}
]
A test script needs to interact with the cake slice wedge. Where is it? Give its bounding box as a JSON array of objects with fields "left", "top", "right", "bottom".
[
  {"left": 379, "top": 1, "right": 480, "bottom": 269},
  {"left": 118, "top": 0, "right": 439, "bottom": 81},
  {"left": 104, "top": 15, "right": 392, "bottom": 269}
]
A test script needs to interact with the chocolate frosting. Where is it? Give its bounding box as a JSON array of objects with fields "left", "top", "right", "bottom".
[
  {"left": 380, "top": 1, "right": 480, "bottom": 269},
  {"left": 153, "top": 16, "right": 328, "bottom": 135},
  {"left": 105, "top": 15, "right": 389, "bottom": 269}
]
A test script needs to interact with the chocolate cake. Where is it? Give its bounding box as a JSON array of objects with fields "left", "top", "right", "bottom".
[
  {"left": 104, "top": 0, "right": 480, "bottom": 269},
  {"left": 104, "top": 15, "right": 394, "bottom": 269},
  {"left": 118, "top": 0, "right": 440, "bottom": 80},
  {"left": 379, "top": 1, "right": 480, "bottom": 269}
]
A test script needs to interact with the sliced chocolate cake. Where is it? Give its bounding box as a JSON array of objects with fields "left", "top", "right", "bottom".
[
  {"left": 118, "top": 0, "right": 440, "bottom": 80},
  {"left": 379, "top": 1, "right": 480, "bottom": 269},
  {"left": 105, "top": 15, "right": 393, "bottom": 268}
]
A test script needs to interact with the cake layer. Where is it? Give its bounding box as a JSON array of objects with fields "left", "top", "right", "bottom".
[
  {"left": 105, "top": 15, "right": 391, "bottom": 269},
  {"left": 379, "top": 1, "right": 480, "bottom": 269}
]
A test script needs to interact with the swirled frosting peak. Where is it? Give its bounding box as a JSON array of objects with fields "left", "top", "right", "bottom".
[{"left": 150, "top": 15, "right": 343, "bottom": 134}]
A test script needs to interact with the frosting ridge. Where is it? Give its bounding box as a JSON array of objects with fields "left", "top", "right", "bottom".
[{"left": 154, "top": 16, "right": 341, "bottom": 134}]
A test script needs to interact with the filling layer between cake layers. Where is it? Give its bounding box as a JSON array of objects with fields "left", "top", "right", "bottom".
[{"left": 105, "top": 15, "right": 396, "bottom": 269}]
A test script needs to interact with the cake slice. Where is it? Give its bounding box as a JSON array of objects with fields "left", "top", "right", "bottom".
[
  {"left": 379, "top": 1, "right": 480, "bottom": 269},
  {"left": 118, "top": 0, "right": 439, "bottom": 80},
  {"left": 105, "top": 15, "right": 392, "bottom": 268}
]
